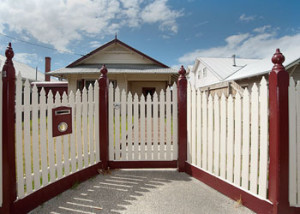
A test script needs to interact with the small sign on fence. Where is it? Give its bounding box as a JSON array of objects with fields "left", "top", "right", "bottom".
[{"left": 52, "top": 106, "right": 72, "bottom": 137}]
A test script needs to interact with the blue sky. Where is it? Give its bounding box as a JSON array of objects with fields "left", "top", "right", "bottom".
[{"left": 0, "top": 0, "right": 299, "bottom": 74}]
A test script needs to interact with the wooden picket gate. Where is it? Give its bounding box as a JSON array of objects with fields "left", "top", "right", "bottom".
[
  {"left": 108, "top": 83, "right": 178, "bottom": 167},
  {"left": 14, "top": 74, "right": 100, "bottom": 199}
]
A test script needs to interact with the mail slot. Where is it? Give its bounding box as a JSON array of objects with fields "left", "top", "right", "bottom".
[{"left": 52, "top": 106, "right": 72, "bottom": 137}]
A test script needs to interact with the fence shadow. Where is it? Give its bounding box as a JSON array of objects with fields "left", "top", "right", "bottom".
[{"left": 30, "top": 169, "right": 192, "bottom": 214}]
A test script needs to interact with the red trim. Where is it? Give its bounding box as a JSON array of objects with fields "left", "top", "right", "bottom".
[
  {"left": 1, "top": 43, "right": 17, "bottom": 214},
  {"left": 185, "top": 163, "right": 273, "bottom": 214},
  {"left": 177, "top": 66, "right": 187, "bottom": 172},
  {"left": 12, "top": 163, "right": 102, "bottom": 214},
  {"left": 99, "top": 66, "right": 109, "bottom": 170},
  {"left": 66, "top": 38, "right": 169, "bottom": 68},
  {"left": 268, "top": 49, "right": 290, "bottom": 214},
  {"left": 109, "top": 161, "right": 177, "bottom": 169}
]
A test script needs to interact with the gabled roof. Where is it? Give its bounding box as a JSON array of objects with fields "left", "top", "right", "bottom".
[
  {"left": 196, "top": 57, "right": 260, "bottom": 80},
  {"left": 67, "top": 38, "right": 169, "bottom": 68},
  {"left": 0, "top": 55, "right": 44, "bottom": 81}
]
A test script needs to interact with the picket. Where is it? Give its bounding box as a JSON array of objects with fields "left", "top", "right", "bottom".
[
  {"left": 133, "top": 94, "right": 139, "bottom": 160},
  {"left": 146, "top": 93, "right": 152, "bottom": 160},
  {"left": 127, "top": 92, "right": 133, "bottom": 161},
  {"left": 241, "top": 88, "right": 250, "bottom": 191},
  {"left": 202, "top": 93, "right": 208, "bottom": 170},
  {"left": 140, "top": 95, "right": 146, "bottom": 160},
  {"left": 75, "top": 90, "right": 83, "bottom": 170},
  {"left": 153, "top": 92, "right": 159, "bottom": 160},
  {"left": 220, "top": 94, "right": 226, "bottom": 179},
  {"left": 40, "top": 89, "right": 48, "bottom": 186},
  {"left": 15, "top": 74, "right": 24, "bottom": 198},
  {"left": 258, "top": 77, "right": 268, "bottom": 198},
  {"left": 94, "top": 81, "right": 100, "bottom": 163},
  {"left": 234, "top": 92, "right": 242, "bottom": 186},
  {"left": 227, "top": 95, "right": 234, "bottom": 182},
  {"left": 191, "top": 86, "right": 196, "bottom": 165},
  {"left": 166, "top": 87, "right": 172, "bottom": 160},
  {"left": 187, "top": 83, "right": 191, "bottom": 163},
  {"left": 82, "top": 88, "right": 89, "bottom": 167},
  {"left": 47, "top": 91, "right": 56, "bottom": 182},
  {"left": 109, "top": 83, "right": 114, "bottom": 160},
  {"left": 213, "top": 94, "right": 220, "bottom": 176},
  {"left": 196, "top": 89, "right": 202, "bottom": 168},
  {"left": 88, "top": 85, "right": 95, "bottom": 165},
  {"left": 55, "top": 93, "right": 63, "bottom": 179},
  {"left": 62, "top": 93, "right": 70, "bottom": 176},
  {"left": 121, "top": 90, "right": 126, "bottom": 160},
  {"left": 172, "top": 83, "right": 178, "bottom": 160},
  {"left": 250, "top": 84, "right": 259, "bottom": 194},
  {"left": 207, "top": 95, "right": 213, "bottom": 173},
  {"left": 24, "top": 80, "right": 32, "bottom": 194},
  {"left": 160, "top": 90, "right": 165, "bottom": 160},
  {"left": 69, "top": 91, "right": 76, "bottom": 173},
  {"left": 115, "top": 87, "right": 121, "bottom": 160}
]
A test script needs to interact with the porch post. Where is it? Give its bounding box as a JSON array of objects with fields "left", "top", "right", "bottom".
[
  {"left": 1, "top": 43, "right": 17, "bottom": 213},
  {"left": 177, "top": 66, "right": 187, "bottom": 172},
  {"left": 268, "top": 49, "right": 290, "bottom": 214},
  {"left": 98, "top": 65, "right": 109, "bottom": 170}
]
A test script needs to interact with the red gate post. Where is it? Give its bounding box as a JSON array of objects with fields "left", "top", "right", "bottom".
[
  {"left": 1, "top": 43, "right": 17, "bottom": 213},
  {"left": 98, "top": 65, "right": 109, "bottom": 170},
  {"left": 177, "top": 66, "right": 187, "bottom": 172},
  {"left": 268, "top": 49, "right": 290, "bottom": 214}
]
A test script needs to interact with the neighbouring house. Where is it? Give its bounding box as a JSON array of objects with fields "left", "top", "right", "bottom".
[
  {"left": 189, "top": 53, "right": 300, "bottom": 96},
  {"left": 0, "top": 54, "right": 44, "bottom": 81},
  {"left": 48, "top": 37, "right": 178, "bottom": 96},
  {"left": 31, "top": 57, "right": 68, "bottom": 96}
]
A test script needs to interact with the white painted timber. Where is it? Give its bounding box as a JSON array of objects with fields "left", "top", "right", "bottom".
[
  {"left": 227, "top": 95, "right": 234, "bottom": 182},
  {"left": 140, "top": 95, "right": 146, "bottom": 160},
  {"left": 133, "top": 94, "right": 139, "bottom": 160},
  {"left": 88, "top": 85, "right": 95, "bottom": 165},
  {"left": 202, "top": 93, "right": 208, "bottom": 170},
  {"left": 166, "top": 87, "right": 172, "bottom": 160},
  {"left": 109, "top": 83, "right": 114, "bottom": 161},
  {"left": 146, "top": 93, "right": 152, "bottom": 160},
  {"left": 187, "top": 83, "right": 191, "bottom": 163},
  {"left": 207, "top": 95, "right": 214, "bottom": 173},
  {"left": 160, "top": 90, "right": 165, "bottom": 160},
  {"left": 62, "top": 93, "right": 70, "bottom": 176},
  {"left": 258, "top": 77, "right": 268, "bottom": 198},
  {"left": 213, "top": 94, "right": 220, "bottom": 176},
  {"left": 242, "top": 88, "right": 250, "bottom": 190},
  {"left": 172, "top": 83, "right": 178, "bottom": 160},
  {"left": 121, "top": 90, "right": 126, "bottom": 160},
  {"left": 69, "top": 91, "right": 76, "bottom": 173},
  {"left": 220, "top": 94, "right": 227, "bottom": 179},
  {"left": 76, "top": 90, "right": 83, "bottom": 170},
  {"left": 82, "top": 88, "right": 89, "bottom": 167},
  {"left": 153, "top": 92, "right": 159, "bottom": 160},
  {"left": 250, "top": 83, "right": 259, "bottom": 195},
  {"left": 94, "top": 81, "right": 100, "bottom": 163},
  {"left": 234, "top": 92, "right": 242, "bottom": 186},
  {"left": 55, "top": 93, "right": 63, "bottom": 179},
  {"left": 40, "top": 89, "right": 48, "bottom": 186},
  {"left": 115, "top": 87, "right": 121, "bottom": 160},
  {"left": 191, "top": 86, "right": 196, "bottom": 165},
  {"left": 127, "top": 92, "right": 133, "bottom": 161},
  {"left": 15, "top": 74, "right": 24, "bottom": 198},
  {"left": 47, "top": 91, "right": 56, "bottom": 182},
  {"left": 196, "top": 89, "right": 202, "bottom": 167}
]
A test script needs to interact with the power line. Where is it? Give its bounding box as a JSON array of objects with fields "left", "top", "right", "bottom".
[{"left": 0, "top": 32, "right": 85, "bottom": 56}]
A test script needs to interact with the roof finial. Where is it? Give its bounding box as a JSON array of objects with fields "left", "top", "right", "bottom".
[{"left": 115, "top": 33, "right": 117, "bottom": 40}]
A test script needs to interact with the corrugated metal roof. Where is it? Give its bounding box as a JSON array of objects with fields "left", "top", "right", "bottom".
[
  {"left": 0, "top": 55, "right": 44, "bottom": 81},
  {"left": 226, "top": 54, "right": 300, "bottom": 81},
  {"left": 49, "top": 65, "right": 177, "bottom": 75},
  {"left": 198, "top": 57, "right": 260, "bottom": 80}
]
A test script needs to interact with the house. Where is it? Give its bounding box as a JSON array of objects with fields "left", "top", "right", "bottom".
[
  {"left": 48, "top": 37, "right": 178, "bottom": 96},
  {"left": 189, "top": 53, "right": 300, "bottom": 96},
  {"left": 0, "top": 55, "right": 44, "bottom": 81}
]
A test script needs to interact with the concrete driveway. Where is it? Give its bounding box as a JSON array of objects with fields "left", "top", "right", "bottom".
[{"left": 30, "top": 169, "right": 254, "bottom": 214}]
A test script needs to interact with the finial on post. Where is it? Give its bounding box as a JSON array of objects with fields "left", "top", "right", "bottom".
[
  {"left": 5, "top": 42, "right": 14, "bottom": 62},
  {"left": 271, "top": 48, "right": 285, "bottom": 74},
  {"left": 100, "top": 64, "right": 108, "bottom": 77},
  {"left": 178, "top": 65, "right": 186, "bottom": 80}
]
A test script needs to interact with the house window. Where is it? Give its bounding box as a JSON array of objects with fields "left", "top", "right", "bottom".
[
  {"left": 202, "top": 67, "right": 207, "bottom": 78},
  {"left": 197, "top": 71, "right": 201, "bottom": 80},
  {"left": 142, "top": 87, "right": 155, "bottom": 98},
  {"left": 85, "top": 80, "right": 95, "bottom": 89}
]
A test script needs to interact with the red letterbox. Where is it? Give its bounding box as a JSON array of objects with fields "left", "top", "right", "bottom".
[{"left": 52, "top": 106, "right": 72, "bottom": 137}]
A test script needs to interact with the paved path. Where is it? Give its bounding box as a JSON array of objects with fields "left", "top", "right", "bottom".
[{"left": 30, "top": 169, "right": 254, "bottom": 214}]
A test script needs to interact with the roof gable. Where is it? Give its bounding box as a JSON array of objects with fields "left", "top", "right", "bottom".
[{"left": 67, "top": 38, "right": 168, "bottom": 68}]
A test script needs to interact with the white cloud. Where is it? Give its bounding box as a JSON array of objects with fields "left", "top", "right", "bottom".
[
  {"left": 0, "top": 0, "right": 182, "bottom": 52},
  {"left": 14, "top": 53, "right": 39, "bottom": 65},
  {"left": 141, "top": 0, "right": 183, "bottom": 33},
  {"left": 178, "top": 27, "right": 300, "bottom": 65},
  {"left": 253, "top": 25, "right": 272, "bottom": 33},
  {"left": 89, "top": 41, "right": 102, "bottom": 48},
  {"left": 239, "top": 14, "right": 256, "bottom": 22}
]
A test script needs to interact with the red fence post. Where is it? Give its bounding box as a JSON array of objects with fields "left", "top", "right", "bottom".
[
  {"left": 98, "top": 65, "right": 109, "bottom": 170},
  {"left": 177, "top": 66, "right": 187, "bottom": 172},
  {"left": 1, "top": 43, "right": 17, "bottom": 213},
  {"left": 268, "top": 49, "right": 290, "bottom": 214}
]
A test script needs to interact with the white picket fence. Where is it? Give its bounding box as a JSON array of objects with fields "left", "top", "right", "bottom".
[
  {"left": 109, "top": 84, "right": 178, "bottom": 161},
  {"left": 289, "top": 77, "right": 300, "bottom": 207},
  {"left": 0, "top": 72, "right": 2, "bottom": 206},
  {"left": 15, "top": 74, "right": 100, "bottom": 199},
  {"left": 187, "top": 77, "right": 269, "bottom": 200}
]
